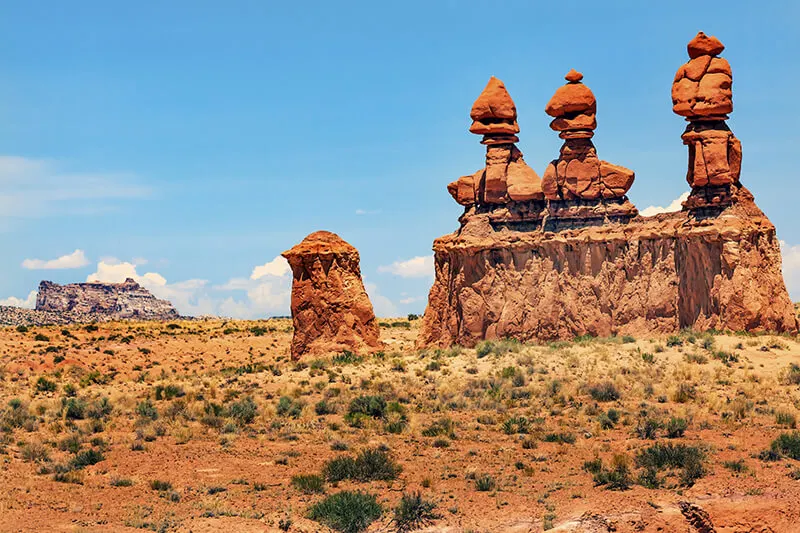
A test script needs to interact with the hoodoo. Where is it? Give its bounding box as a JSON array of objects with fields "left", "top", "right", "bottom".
[
  {"left": 282, "top": 231, "right": 382, "bottom": 360},
  {"left": 419, "top": 34, "right": 797, "bottom": 348}
]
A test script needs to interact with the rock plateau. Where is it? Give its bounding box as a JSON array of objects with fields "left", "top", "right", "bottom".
[
  {"left": 282, "top": 231, "right": 382, "bottom": 359},
  {"left": 35, "top": 279, "right": 179, "bottom": 321}
]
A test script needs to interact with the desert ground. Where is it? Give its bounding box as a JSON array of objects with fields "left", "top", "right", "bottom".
[{"left": 2, "top": 311, "right": 800, "bottom": 532}]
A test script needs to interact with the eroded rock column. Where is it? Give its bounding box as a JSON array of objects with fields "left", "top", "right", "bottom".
[{"left": 282, "top": 231, "right": 382, "bottom": 360}]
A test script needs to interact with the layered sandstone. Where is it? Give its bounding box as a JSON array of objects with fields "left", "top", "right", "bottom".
[
  {"left": 419, "top": 33, "right": 797, "bottom": 347},
  {"left": 282, "top": 231, "right": 382, "bottom": 359},
  {"left": 419, "top": 193, "right": 797, "bottom": 346},
  {"left": 35, "top": 279, "right": 179, "bottom": 320},
  {"left": 672, "top": 32, "right": 742, "bottom": 210}
]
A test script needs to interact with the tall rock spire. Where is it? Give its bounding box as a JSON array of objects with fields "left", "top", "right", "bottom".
[{"left": 672, "top": 31, "right": 741, "bottom": 210}]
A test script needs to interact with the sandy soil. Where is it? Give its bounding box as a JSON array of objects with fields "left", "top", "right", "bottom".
[{"left": 1, "top": 317, "right": 800, "bottom": 532}]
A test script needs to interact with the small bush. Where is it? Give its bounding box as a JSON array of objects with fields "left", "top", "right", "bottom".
[
  {"left": 393, "top": 491, "right": 439, "bottom": 532},
  {"left": 307, "top": 491, "right": 382, "bottom": 533},
  {"left": 71, "top": 449, "right": 104, "bottom": 469},
  {"left": 502, "top": 416, "right": 530, "bottom": 435},
  {"left": 136, "top": 400, "right": 158, "bottom": 420},
  {"left": 666, "top": 335, "right": 683, "bottom": 347},
  {"left": 421, "top": 418, "right": 456, "bottom": 439},
  {"left": 665, "top": 417, "right": 688, "bottom": 438},
  {"left": 782, "top": 364, "right": 800, "bottom": 385},
  {"left": 21, "top": 442, "right": 50, "bottom": 463},
  {"left": 770, "top": 432, "right": 800, "bottom": 460},
  {"left": 344, "top": 395, "right": 386, "bottom": 427},
  {"left": 776, "top": 411, "right": 797, "bottom": 428},
  {"left": 63, "top": 397, "right": 87, "bottom": 420},
  {"left": 585, "top": 454, "right": 632, "bottom": 490},
  {"left": 323, "top": 448, "right": 401, "bottom": 482},
  {"left": 230, "top": 397, "right": 258, "bottom": 424},
  {"left": 474, "top": 474, "right": 495, "bottom": 492},
  {"left": 542, "top": 432, "right": 576, "bottom": 444},
  {"left": 35, "top": 377, "right": 57, "bottom": 393},
  {"left": 16, "top": 325, "right": 28, "bottom": 333},
  {"left": 150, "top": 480, "right": 173, "bottom": 491},
  {"left": 34, "top": 333, "right": 50, "bottom": 342},
  {"left": 333, "top": 351, "right": 363, "bottom": 365},
  {"left": 722, "top": 459, "right": 748, "bottom": 473},
  {"left": 635, "top": 442, "right": 706, "bottom": 487},
  {"left": 292, "top": 474, "right": 325, "bottom": 494},
  {"left": 587, "top": 381, "right": 620, "bottom": 402},
  {"left": 315, "top": 400, "right": 336, "bottom": 416},
  {"left": 673, "top": 383, "right": 696, "bottom": 403}
]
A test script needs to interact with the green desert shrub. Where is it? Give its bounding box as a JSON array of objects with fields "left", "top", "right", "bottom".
[
  {"left": 307, "top": 491, "right": 382, "bottom": 533},
  {"left": 587, "top": 381, "right": 620, "bottom": 402},
  {"left": 393, "top": 492, "right": 439, "bottom": 532},
  {"left": 344, "top": 395, "right": 386, "bottom": 427},
  {"left": 291, "top": 474, "right": 325, "bottom": 494},
  {"left": 635, "top": 442, "right": 706, "bottom": 487},
  {"left": 770, "top": 432, "right": 800, "bottom": 460},
  {"left": 323, "top": 448, "right": 401, "bottom": 483},
  {"left": 229, "top": 397, "right": 258, "bottom": 424}
]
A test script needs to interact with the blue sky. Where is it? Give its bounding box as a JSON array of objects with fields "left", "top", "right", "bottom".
[{"left": 1, "top": 1, "right": 799, "bottom": 317}]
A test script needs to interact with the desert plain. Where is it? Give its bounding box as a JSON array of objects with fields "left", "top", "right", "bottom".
[{"left": 2, "top": 313, "right": 800, "bottom": 532}]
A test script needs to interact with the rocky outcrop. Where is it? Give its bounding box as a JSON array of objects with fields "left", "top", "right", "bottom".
[
  {"left": 447, "top": 77, "right": 545, "bottom": 223},
  {"left": 672, "top": 32, "right": 742, "bottom": 210},
  {"left": 419, "top": 32, "right": 798, "bottom": 347},
  {"left": 282, "top": 231, "right": 382, "bottom": 360},
  {"left": 35, "top": 278, "right": 179, "bottom": 320},
  {"left": 542, "top": 70, "right": 637, "bottom": 223}
]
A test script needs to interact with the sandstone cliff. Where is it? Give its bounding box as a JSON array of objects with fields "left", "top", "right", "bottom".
[
  {"left": 419, "top": 192, "right": 797, "bottom": 347},
  {"left": 35, "top": 278, "right": 179, "bottom": 321}
]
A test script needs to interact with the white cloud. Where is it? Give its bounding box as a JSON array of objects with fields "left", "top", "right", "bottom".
[
  {"left": 355, "top": 209, "right": 380, "bottom": 216},
  {"left": 22, "top": 249, "right": 90, "bottom": 270},
  {"left": 250, "top": 256, "right": 290, "bottom": 280},
  {"left": 399, "top": 296, "right": 424, "bottom": 305},
  {"left": 0, "top": 290, "right": 37, "bottom": 309},
  {"left": 639, "top": 192, "right": 690, "bottom": 217},
  {"left": 0, "top": 155, "right": 149, "bottom": 222},
  {"left": 378, "top": 255, "right": 435, "bottom": 278},
  {"left": 780, "top": 241, "right": 800, "bottom": 300},
  {"left": 364, "top": 281, "right": 398, "bottom": 317}
]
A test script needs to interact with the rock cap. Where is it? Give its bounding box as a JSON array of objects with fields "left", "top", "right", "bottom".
[
  {"left": 687, "top": 31, "right": 725, "bottom": 59},
  {"left": 282, "top": 231, "right": 357, "bottom": 259},
  {"left": 545, "top": 70, "right": 596, "bottom": 118},
  {"left": 469, "top": 76, "right": 520, "bottom": 136}
]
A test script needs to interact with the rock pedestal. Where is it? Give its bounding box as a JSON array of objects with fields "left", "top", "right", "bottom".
[
  {"left": 672, "top": 32, "right": 741, "bottom": 210},
  {"left": 447, "top": 77, "right": 545, "bottom": 223},
  {"left": 282, "top": 231, "right": 382, "bottom": 360},
  {"left": 542, "top": 70, "right": 637, "bottom": 225}
]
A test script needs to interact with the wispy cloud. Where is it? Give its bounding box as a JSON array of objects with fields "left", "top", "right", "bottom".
[
  {"left": 0, "top": 291, "right": 37, "bottom": 309},
  {"left": 0, "top": 155, "right": 150, "bottom": 222},
  {"left": 639, "top": 192, "right": 690, "bottom": 217},
  {"left": 780, "top": 241, "right": 800, "bottom": 300},
  {"left": 378, "top": 255, "right": 435, "bottom": 278},
  {"left": 22, "top": 249, "right": 90, "bottom": 270},
  {"left": 355, "top": 209, "right": 381, "bottom": 216}
]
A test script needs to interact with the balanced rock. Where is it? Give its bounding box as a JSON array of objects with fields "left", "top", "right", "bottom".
[
  {"left": 282, "top": 231, "right": 381, "bottom": 360},
  {"left": 541, "top": 71, "right": 636, "bottom": 219},
  {"left": 673, "top": 31, "right": 741, "bottom": 209},
  {"left": 35, "top": 278, "right": 179, "bottom": 320},
  {"left": 448, "top": 77, "right": 544, "bottom": 215}
]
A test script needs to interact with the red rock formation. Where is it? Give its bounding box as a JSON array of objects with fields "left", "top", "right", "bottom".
[
  {"left": 447, "top": 77, "right": 544, "bottom": 218},
  {"left": 419, "top": 36, "right": 798, "bottom": 347},
  {"left": 672, "top": 32, "right": 741, "bottom": 209},
  {"left": 282, "top": 231, "right": 382, "bottom": 360},
  {"left": 542, "top": 71, "right": 636, "bottom": 221}
]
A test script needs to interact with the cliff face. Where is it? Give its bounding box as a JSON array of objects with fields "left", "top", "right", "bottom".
[
  {"left": 35, "top": 278, "right": 179, "bottom": 321},
  {"left": 419, "top": 193, "right": 798, "bottom": 347}
]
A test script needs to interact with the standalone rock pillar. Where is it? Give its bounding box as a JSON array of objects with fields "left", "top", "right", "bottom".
[{"left": 282, "top": 231, "right": 382, "bottom": 360}]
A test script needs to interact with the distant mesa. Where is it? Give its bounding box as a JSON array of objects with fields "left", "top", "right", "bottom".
[
  {"left": 35, "top": 278, "right": 179, "bottom": 321},
  {"left": 282, "top": 231, "right": 382, "bottom": 360},
  {"left": 419, "top": 31, "right": 798, "bottom": 347}
]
